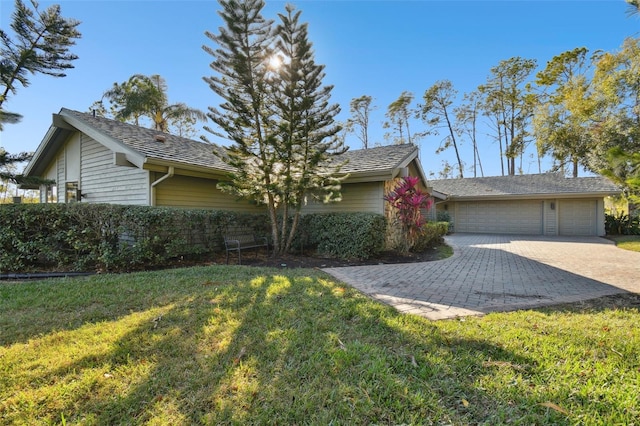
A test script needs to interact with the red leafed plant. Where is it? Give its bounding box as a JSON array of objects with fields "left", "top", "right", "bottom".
[{"left": 384, "top": 176, "right": 433, "bottom": 252}]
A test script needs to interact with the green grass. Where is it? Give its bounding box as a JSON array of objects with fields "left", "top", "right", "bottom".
[
  {"left": 607, "top": 235, "right": 640, "bottom": 252},
  {"left": 434, "top": 243, "right": 454, "bottom": 259},
  {"left": 1, "top": 266, "right": 638, "bottom": 425}
]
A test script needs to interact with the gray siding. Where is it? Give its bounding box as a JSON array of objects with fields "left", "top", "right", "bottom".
[
  {"left": 543, "top": 200, "right": 558, "bottom": 236},
  {"left": 155, "top": 175, "right": 264, "bottom": 212},
  {"left": 300, "top": 182, "right": 384, "bottom": 214},
  {"left": 56, "top": 152, "right": 65, "bottom": 203},
  {"left": 80, "top": 136, "right": 149, "bottom": 205}
]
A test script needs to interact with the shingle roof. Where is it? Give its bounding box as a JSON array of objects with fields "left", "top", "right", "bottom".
[
  {"left": 61, "top": 108, "right": 233, "bottom": 171},
  {"left": 430, "top": 173, "right": 621, "bottom": 199},
  {"left": 59, "top": 109, "right": 420, "bottom": 178},
  {"left": 336, "top": 144, "right": 418, "bottom": 174}
]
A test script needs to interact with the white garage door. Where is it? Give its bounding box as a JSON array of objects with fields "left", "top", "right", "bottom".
[
  {"left": 559, "top": 200, "right": 597, "bottom": 236},
  {"left": 455, "top": 201, "right": 543, "bottom": 234}
]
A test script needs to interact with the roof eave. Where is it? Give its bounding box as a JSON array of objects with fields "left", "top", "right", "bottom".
[
  {"left": 143, "top": 158, "right": 232, "bottom": 179},
  {"left": 343, "top": 169, "right": 395, "bottom": 183},
  {"left": 23, "top": 124, "right": 71, "bottom": 177},
  {"left": 396, "top": 148, "right": 429, "bottom": 187},
  {"left": 442, "top": 191, "right": 622, "bottom": 201}
]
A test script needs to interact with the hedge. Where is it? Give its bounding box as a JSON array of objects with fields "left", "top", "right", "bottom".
[
  {"left": 297, "top": 212, "right": 387, "bottom": 259},
  {"left": 0, "top": 204, "right": 269, "bottom": 273},
  {"left": 0, "top": 204, "right": 388, "bottom": 272}
]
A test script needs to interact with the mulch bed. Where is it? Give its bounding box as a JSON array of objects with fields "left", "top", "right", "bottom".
[{"left": 211, "top": 247, "right": 446, "bottom": 269}]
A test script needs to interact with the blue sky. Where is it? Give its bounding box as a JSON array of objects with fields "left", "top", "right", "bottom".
[{"left": 1, "top": 0, "right": 638, "bottom": 178}]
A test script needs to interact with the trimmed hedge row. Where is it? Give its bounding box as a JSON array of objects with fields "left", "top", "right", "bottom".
[
  {"left": 0, "top": 204, "right": 387, "bottom": 272},
  {"left": 298, "top": 212, "right": 387, "bottom": 259},
  {"left": 0, "top": 204, "right": 269, "bottom": 273}
]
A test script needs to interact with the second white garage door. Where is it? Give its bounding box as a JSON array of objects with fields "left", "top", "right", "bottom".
[
  {"left": 558, "top": 200, "right": 597, "bottom": 236},
  {"left": 454, "top": 200, "right": 543, "bottom": 234}
]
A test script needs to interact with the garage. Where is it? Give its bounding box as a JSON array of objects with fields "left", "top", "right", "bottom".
[
  {"left": 559, "top": 199, "right": 598, "bottom": 236},
  {"left": 454, "top": 200, "right": 543, "bottom": 234},
  {"left": 430, "top": 174, "right": 621, "bottom": 237}
]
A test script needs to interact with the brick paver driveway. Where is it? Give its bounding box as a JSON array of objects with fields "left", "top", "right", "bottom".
[{"left": 322, "top": 234, "right": 640, "bottom": 320}]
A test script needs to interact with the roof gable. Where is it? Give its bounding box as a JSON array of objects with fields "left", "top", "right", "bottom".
[
  {"left": 333, "top": 143, "right": 426, "bottom": 184},
  {"left": 430, "top": 173, "right": 621, "bottom": 200},
  {"left": 59, "top": 109, "right": 233, "bottom": 172}
]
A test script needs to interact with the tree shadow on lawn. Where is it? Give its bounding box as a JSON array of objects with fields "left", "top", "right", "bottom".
[{"left": 1, "top": 267, "right": 578, "bottom": 425}]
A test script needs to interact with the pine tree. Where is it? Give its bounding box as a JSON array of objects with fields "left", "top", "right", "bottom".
[
  {"left": 203, "top": 0, "right": 345, "bottom": 255},
  {"left": 347, "top": 95, "right": 375, "bottom": 149},
  {"left": 272, "top": 4, "right": 345, "bottom": 253},
  {"left": 1, "top": 0, "right": 81, "bottom": 128},
  {"left": 203, "top": 0, "right": 281, "bottom": 248},
  {"left": 1, "top": 0, "right": 80, "bottom": 187}
]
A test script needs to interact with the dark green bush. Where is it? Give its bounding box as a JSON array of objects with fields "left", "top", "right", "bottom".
[
  {"left": 0, "top": 205, "right": 389, "bottom": 272},
  {"left": 605, "top": 212, "right": 640, "bottom": 235},
  {"left": 435, "top": 210, "right": 453, "bottom": 233},
  {"left": 0, "top": 204, "right": 269, "bottom": 273},
  {"left": 435, "top": 210, "right": 451, "bottom": 222},
  {"left": 412, "top": 221, "right": 450, "bottom": 253},
  {"left": 298, "top": 213, "right": 386, "bottom": 259}
]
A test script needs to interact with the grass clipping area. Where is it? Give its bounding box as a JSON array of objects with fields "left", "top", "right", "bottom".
[{"left": 1, "top": 266, "right": 638, "bottom": 425}]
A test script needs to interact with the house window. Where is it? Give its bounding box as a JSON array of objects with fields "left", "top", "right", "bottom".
[
  {"left": 40, "top": 185, "right": 58, "bottom": 204},
  {"left": 65, "top": 182, "right": 79, "bottom": 203},
  {"left": 45, "top": 185, "right": 57, "bottom": 203}
]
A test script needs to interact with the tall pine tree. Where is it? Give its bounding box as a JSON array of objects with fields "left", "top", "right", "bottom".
[
  {"left": 203, "top": 0, "right": 345, "bottom": 255},
  {"left": 203, "top": 0, "right": 280, "bottom": 247},
  {"left": 272, "top": 4, "right": 344, "bottom": 253}
]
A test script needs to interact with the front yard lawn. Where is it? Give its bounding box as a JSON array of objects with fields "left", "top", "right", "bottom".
[
  {"left": 1, "top": 266, "right": 638, "bottom": 425},
  {"left": 607, "top": 234, "right": 640, "bottom": 252}
]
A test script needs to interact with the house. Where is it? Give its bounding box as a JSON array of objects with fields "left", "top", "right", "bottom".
[
  {"left": 430, "top": 174, "right": 621, "bottom": 236},
  {"left": 22, "top": 108, "right": 429, "bottom": 215}
]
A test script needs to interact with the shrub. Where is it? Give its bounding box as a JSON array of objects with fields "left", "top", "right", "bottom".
[
  {"left": 435, "top": 210, "right": 453, "bottom": 233},
  {"left": 412, "top": 221, "right": 450, "bottom": 253},
  {"left": 298, "top": 213, "right": 386, "bottom": 259},
  {"left": 384, "top": 177, "right": 433, "bottom": 254},
  {"left": 0, "top": 204, "right": 269, "bottom": 273},
  {"left": 605, "top": 212, "right": 640, "bottom": 235},
  {"left": 0, "top": 204, "right": 388, "bottom": 272}
]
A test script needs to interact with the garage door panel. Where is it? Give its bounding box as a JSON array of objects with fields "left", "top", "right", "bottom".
[
  {"left": 455, "top": 201, "right": 542, "bottom": 234},
  {"left": 559, "top": 200, "right": 597, "bottom": 236}
]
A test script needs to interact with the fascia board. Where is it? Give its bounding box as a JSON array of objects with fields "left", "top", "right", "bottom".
[
  {"left": 411, "top": 158, "right": 429, "bottom": 187},
  {"left": 391, "top": 147, "right": 429, "bottom": 188},
  {"left": 446, "top": 191, "right": 621, "bottom": 201},
  {"left": 343, "top": 170, "right": 392, "bottom": 183},
  {"left": 143, "top": 158, "right": 230, "bottom": 180},
  {"left": 23, "top": 124, "right": 66, "bottom": 176}
]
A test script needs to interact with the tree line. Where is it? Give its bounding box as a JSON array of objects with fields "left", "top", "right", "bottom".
[{"left": 344, "top": 38, "right": 640, "bottom": 188}]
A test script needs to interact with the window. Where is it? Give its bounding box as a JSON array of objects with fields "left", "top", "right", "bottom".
[
  {"left": 46, "top": 185, "right": 57, "bottom": 203},
  {"left": 65, "top": 182, "right": 79, "bottom": 203}
]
